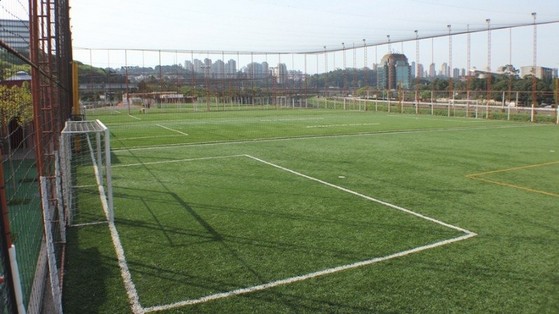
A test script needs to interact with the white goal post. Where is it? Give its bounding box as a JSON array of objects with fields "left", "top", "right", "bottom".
[{"left": 60, "top": 119, "right": 113, "bottom": 225}]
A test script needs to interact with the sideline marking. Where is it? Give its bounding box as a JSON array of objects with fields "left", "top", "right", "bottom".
[
  {"left": 137, "top": 154, "right": 476, "bottom": 313},
  {"left": 128, "top": 115, "right": 141, "bottom": 120},
  {"left": 86, "top": 136, "right": 144, "bottom": 314},
  {"left": 156, "top": 124, "right": 188, "bottom": 136},
  {"left": 467, "top": 160, "right": 559, "bottom": 197}
]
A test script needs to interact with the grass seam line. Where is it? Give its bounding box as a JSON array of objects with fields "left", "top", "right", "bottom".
[
  {"left": 466, "top": 160, "right": 559, "bottom": 177},
  {"left": 468, "top": 176, "right": 559, "bottom": 197}
]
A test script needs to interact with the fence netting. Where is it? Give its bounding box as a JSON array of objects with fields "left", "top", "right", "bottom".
[{"left": 1, "top": 1, "right": 73, "bottom": 313}]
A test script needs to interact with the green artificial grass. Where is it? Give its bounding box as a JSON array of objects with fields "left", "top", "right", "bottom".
[{"left": 63, "top": 107, "right": 559, "bottom": 313}]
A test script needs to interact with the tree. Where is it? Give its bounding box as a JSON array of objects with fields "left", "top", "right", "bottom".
[{"left": 0, "top": 83, "right": 33, "bottom": 144}]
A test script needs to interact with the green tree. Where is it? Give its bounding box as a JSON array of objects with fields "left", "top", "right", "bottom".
[
  {"left": 0, "top": 83, "right": 33, "bottom": 129},
  {"left": 0, "top": 83, "right": 33, "bottom": 153}
]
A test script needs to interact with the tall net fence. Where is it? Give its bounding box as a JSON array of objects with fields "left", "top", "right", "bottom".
[
  {"left": 74, "top": 21, "right": 558, "bottom": 124},
  {"left": 1, "top": 0, "right": 73, "bottom": 313}
]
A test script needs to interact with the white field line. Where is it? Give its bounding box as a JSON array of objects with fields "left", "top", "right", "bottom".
[
  {"left": 108, "top": 116, "right": 325, "bottom": 129},
  {"left": 156, "top": 124, "right": 189, "bottom": 136},
  {"left": 260, "top": 117, "right": 325, "bottom": 122},
  {"left": 113, "top": 123, "right": 542, "bottom": 153},
  {"left": 144, "top": 233, "right": 475, "bottom": 313},
  {"left": 244, "top": 155, "right": 476, "bottom": 234},
  {"left": 88, "top": 136, "right": 144, "bottom": 314},
  {"left": 107, "top": 216, "right": 144, "bottom": 314},
  {"left": 74, "top": 184, "right": 97, "bottom": 188},
  {"left": 113, "top": 154, "right": 246, "bottom": 168},
  {"left": 116, "top": 135, "right": 182, "bottom": 141},
  {"left": 128, "top": 115, "right": 141, "bottom": 120},
  {"left": 70, "top": 221, "right": 108, "bottom": 228},
  {"left": 386, "top": 114, "right": 490, "bottom": 123},
  {"left": 306, "top": 123, "right": 380, "bottom": 128},
  {"left": 141, "top": 154, "right": 476, "bottom": 313}
]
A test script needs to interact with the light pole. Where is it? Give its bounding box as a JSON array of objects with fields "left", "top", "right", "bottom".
[
  {"left": 415, "top": 30, "right": 419, "bottom": 113},
  {"left": 448, "top": 24, "right": 453, "bottom": 109},
  {"left": 531, "top": 12, "right": 537, "bottom": 121},
  {"left": 486, "top": 18, "right": 491, "bottom": 118},
  {"left": 342, "top": 42, "right": 346, "bottom": 93}
]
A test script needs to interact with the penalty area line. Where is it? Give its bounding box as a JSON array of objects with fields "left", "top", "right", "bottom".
[
  {"left": 245, "top": 155, "right": 475, "bottom": 234},
  {"left": 156, "top": 123, "right": 188, "bottom": 136},
  {"left": 142, "top": 154, "right": 476, "bottom": 313},
  {"left": 144, "top": 233, "right": 476, "bottom": 313}
]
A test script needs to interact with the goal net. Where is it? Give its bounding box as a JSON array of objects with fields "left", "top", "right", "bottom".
[{"left": 60, "top": 120, "right": 113, "bottom": 226}]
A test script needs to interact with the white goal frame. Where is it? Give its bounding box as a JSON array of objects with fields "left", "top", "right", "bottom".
[{"left": 61, "top": 119, "right": 113, "bottom": 224}]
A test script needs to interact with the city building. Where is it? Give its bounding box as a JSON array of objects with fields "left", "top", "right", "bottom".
[
  {"left": 417, "top": 63, "right": 424, "bottom": 79},
  {"left": 440, "top": 63, "right": 448, "bottom": 77},
  {"left": 0, "top": 19, "right": 29, "bottom": 53},
  {"left": 429, "top": 63, "right": 436, "bottom": 78},
  {"left": 272, "top": 63, "right": 288, "bottom": 84},
  {"left": 377, "top": 53, "right": 411, "bottom": 90},
  {"left": 520, "top": 66, "right": 555, "bottom": 81}
]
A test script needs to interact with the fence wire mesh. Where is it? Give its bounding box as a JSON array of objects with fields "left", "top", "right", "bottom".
[{"left": 1, "top": 1, "right": 73, "bottom": 313}]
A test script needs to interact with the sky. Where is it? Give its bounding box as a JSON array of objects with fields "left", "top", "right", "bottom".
[{"left": 70, "top": 0, "right": 559, "bottom": 73}]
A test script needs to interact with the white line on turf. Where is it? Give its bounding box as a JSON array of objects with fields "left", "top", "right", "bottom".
[
  {"left": 260, "top": 117, "right": 325, "bottom": 122},
  {"left": 113, "top": 124, "right": 542, "bottom": 153},
  {"left": 144, "top": 233, "right": 475, "bottom": 312},
  {"left": 244, "top": 155, "right": 475, "bottom": 234},
  {"left": 116, "top": 135, "right": 182, "bottom": 141},
  {"left": 156, "top": 124, "right": 189, "bottom": 136},
  {"left": 306, "top": 123, "right": 380, "bottom": 128},
  {"left": 113, "top": 154, "right": 246, "bottom": 168},
  {"left": 128, "top": 115, "right": 141, "bottom": 120},
  {"left": 89, "top": 139, "right": 144, "bottom": 314},
  {"left": 140, "top": 154, "right": 476, "bottom": 312},
  {"left": 70, "top": 221, "right": 108, "bottom": 228}
]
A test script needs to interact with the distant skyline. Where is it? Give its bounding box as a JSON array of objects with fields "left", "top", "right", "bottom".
[{"left": 70, "top": 0, "right": 559, "bottom": 73}]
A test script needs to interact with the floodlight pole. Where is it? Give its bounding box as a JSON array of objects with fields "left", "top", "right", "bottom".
[
  {"left": 415, "top": 30, "right": 419, "bottom": 114},
  {"left": 531, "top": 12, "right": 537, "bottom": 122},
  {"left": 342, "top": 42, "right": 346, "bottom": 95},
  {"left": 448, "top": 25, "right": 453, "bottom": 108},
  {"left": 486, "top": 18, "right": 491, "bottom": 118}
]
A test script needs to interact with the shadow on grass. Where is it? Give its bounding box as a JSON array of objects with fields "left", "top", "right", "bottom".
[{"left": 63, "top": 226, "right": 129, "bottom": 313}]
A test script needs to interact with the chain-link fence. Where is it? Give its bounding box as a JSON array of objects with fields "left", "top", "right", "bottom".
[{"left": 1, "top": 1, "right": 73, "bottom": 313}]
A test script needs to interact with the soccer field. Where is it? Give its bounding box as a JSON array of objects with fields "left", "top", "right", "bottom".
[{"left": 63, "top": 108, "right": 559, "bottom": 313}]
